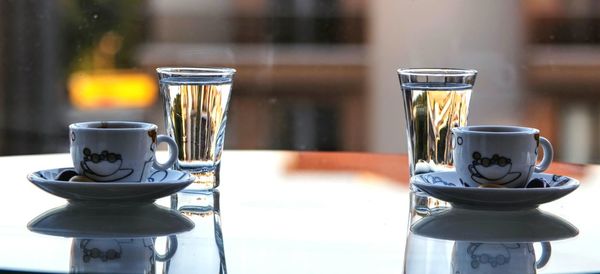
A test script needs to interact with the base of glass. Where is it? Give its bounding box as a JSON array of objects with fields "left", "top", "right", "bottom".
[
  {"left": 177, "top": 164, "right": 220, "bottom": 193},
  {"left": 408, "top": 185, "right": 450, "bottom": 225},
  {"left": 171, "top": 189, "right": 219, "bottom": 212}
]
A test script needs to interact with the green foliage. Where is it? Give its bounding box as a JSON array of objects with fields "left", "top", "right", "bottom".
[{"left": 62, "top": 0, "right": 147, "bottom": 72}]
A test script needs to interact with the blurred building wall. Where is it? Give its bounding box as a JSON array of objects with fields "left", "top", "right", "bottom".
[
  {"left": 368, "top": 0, "right": 525, "bottom": 153},
  {"left": 147, "top": 0, "right": 233, "bottom": 43},
  {"left": 0, "top": 0, "right": 66, "bottom": 155}
]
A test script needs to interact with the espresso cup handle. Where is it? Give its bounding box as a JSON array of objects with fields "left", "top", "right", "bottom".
[
  {"left": 153, "top": 135, "right": 178, "bottom": 170},
  {"left": 535, "top": 137, "right": 553, "bottom": 173},
  {"left": 536, "top": 241, "right": 551, "bottom": 268}
]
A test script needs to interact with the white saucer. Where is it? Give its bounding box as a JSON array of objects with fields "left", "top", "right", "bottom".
[
  {"left": 28, "top": 167, "right": 195, "bottom": 202},
  {"left": 28, "top": 203, "right": 194, "bottom": 238},
  {"left": 411, "top": 207, "right": 578, "bottom": 243},
  {"left": 411, "top": 171, "right": 579, "bottom": 209}
]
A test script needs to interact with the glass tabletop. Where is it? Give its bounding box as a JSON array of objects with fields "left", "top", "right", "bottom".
[{"left": 0, "top": 151, "right": 597, "bottom": 273}]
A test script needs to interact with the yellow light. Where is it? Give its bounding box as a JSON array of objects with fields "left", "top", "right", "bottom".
[{"left": 68, "top": 71, "right": 157, "bottom": 109}]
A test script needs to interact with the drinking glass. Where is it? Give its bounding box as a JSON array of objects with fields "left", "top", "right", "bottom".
[
  {"left": 398, "top": 68, "right": 477, "bottom": 216},
  {"left": 398, "top": 68, "right": 477, "bottom": 176},
  {"left": 157, "top": 67, "right": 235, "bottom": 191}
]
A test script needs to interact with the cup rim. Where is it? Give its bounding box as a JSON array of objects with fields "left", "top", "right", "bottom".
[
  {"left": 69, "top": 121, "right": 157, "bottom": 131},
  {"left": 452, "top": 125, "right": 539, "bottom": 135},
  {"left": 156, "top": 67, "right": 236, "bottom": 77},
  {"left": 397, "top": 68, "right": 477, "bottom": 77}
]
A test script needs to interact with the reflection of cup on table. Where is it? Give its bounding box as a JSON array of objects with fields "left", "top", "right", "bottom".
[
  {"left": 407, "top": 207, "right": 578, "bottom": 274},
  {"left": 157, "top": 67, "right": 235, "bottom": 191},
  {"left": 452, "top": 125, "right": 553, "bottom": 188},
  {"left": 452, "top": 241, "right": 550, "bottom": 274},
  {"left": 70, "top": 236, "right": 177, "bottom": 274},
  {"left": 27, "top": 203, "right": 194, "bottom": 274},
  {"left": 69, "top": 121, "right": 178, "bottom": 182}
]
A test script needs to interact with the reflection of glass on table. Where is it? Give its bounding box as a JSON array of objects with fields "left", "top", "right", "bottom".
[{"left": 165, "top": 190, "right": 226, "bottom": 274}]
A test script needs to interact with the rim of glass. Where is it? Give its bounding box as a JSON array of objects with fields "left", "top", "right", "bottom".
[
  {"left": 156, "top": 67, "right": 236, "bottom": 76},
  {"left": 397, "top": 68, "right": 477, "bottom": 77}
]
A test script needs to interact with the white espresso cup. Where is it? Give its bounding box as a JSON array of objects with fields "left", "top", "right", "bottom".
[
  {"left": 69, "top": 121, "right": 178, "bottom": 182},
  {"left": 452, "top": 125, "right": 553, "bottom": 188}
]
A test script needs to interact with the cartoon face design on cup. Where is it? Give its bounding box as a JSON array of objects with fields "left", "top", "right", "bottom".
[
  {"left": 70, "top": 121, "right": 178, "bottom": 182},
  {"left": 80, "top": 148, "right": 133, "bottom": 181},
  {"left": 452, "top": 126, "right": 553, "bottom": 188},
  {"left": 469, "top": 152, "right": 521, "bottom": 185},
  {"left": 452, "top": 241, "right": 551, "bottom": 274}
]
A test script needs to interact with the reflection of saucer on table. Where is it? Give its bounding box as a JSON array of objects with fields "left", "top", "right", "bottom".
[
  {"left": 28, "top": 203, "right": 194, "bottom": 274},
  {"left": 411, "top": 207, "right": 578, "bottom": 243},
  {"left": 27, "top": 202, "right": 194, "bottom": 238},
  {"left": 410, "top": 207, "right": 578, "bottom": 274}
]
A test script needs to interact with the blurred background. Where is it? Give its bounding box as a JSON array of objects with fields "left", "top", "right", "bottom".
[{"left": 0, "top": 0, "right": 599, "bottom": 164}]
